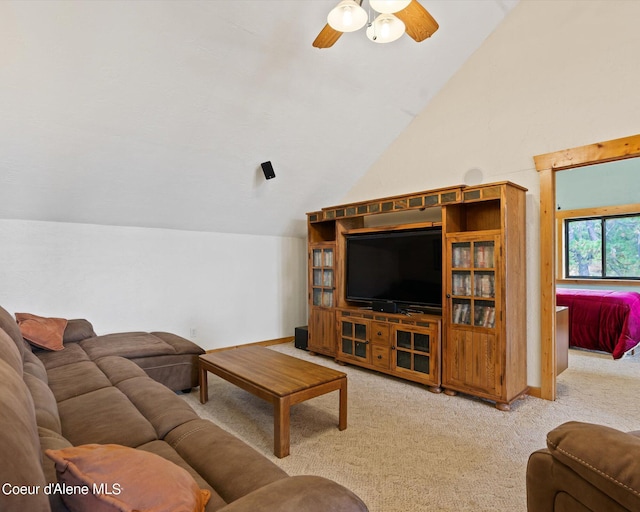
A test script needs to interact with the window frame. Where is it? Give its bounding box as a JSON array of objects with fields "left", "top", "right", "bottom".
[{"left": 556, "top": 203, "right": 640, "bottom": 286}]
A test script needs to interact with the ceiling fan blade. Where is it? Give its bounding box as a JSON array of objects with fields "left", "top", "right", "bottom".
[
  {"left": 395, "top": 0, "right": 439, "bottom": 42},
  {"left": 313, "top": 24, "right": 343, "bottom": 48}
]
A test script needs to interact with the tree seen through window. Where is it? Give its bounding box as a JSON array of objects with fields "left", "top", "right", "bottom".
[{"left": 565, "top": 214, "right": 640, "bottom": 279}]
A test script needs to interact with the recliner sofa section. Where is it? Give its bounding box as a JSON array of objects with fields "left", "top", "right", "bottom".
[{"left": 0, "top": 305, "right": 368, "bottom": 512}]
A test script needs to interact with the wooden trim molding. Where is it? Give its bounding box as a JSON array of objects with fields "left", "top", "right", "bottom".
[
  {"left": 535, "top": 133, "right": 640, "bottom": 401},
  {"left": 534, "top": 135, "right": 640, "bottom": 172},
  {"left": 527, "top": 387, "right": 542, "bottom": 399}
]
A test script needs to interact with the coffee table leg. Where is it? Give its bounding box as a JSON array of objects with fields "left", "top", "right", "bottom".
[
  {"left": 339, "top": 377, "right": 347, "bottom": 431},
  {"left": 199, "top": 367, "right": 208, "bottom": 404},
  {"left": 274, "top": 396, "right": 291, "bottom": 458}
]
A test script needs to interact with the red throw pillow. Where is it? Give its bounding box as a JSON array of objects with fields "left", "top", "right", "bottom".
[
  {"left": 15, "top": 312, "right": 68, "bottom": 351},
  {"left": 45, "top": 444, "right": 211, "bottom": 512}
]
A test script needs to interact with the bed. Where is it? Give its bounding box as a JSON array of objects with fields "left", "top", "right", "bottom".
[{"left": 556, "top": 288, "right": 640, "bottom": 359}]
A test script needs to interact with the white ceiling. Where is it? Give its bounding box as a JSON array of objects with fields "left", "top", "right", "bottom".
[{"left": 0, "top": 0, "right": 518, "bottom": 238}]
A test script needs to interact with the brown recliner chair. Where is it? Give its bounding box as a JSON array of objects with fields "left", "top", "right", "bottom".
[{"left": 527, "top": 421, "right": 640, "bottom": 511}]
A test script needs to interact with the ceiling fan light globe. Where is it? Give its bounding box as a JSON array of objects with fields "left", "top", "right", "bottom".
[
  {"left": 327, "top": 0, "right": 368, "bottom": 32},
  {"left": 369, "top": 0, "right": 411, "bottom": 14},
  {"left": 366, "top": 13, "right": 405, "bottom": 43}
]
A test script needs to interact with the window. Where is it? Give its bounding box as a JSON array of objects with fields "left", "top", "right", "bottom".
[{"left": 564, "top": 214, "right": 640, "bottom": 279}]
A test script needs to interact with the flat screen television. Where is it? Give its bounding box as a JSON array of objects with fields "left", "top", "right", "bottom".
[{"left": 345, "top": 227, "right": 443, "bottom": 310}]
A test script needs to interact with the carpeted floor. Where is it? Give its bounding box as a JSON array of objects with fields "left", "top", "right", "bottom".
[{"left": 181, "top": 343, "right": 640, "bottom": 512}]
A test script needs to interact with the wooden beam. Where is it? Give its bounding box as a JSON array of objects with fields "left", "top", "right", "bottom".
[
  {"left": 538, "top": 168, "right": 556, "bottom": 401},
  {"left": 534, "top": 134, "right": 640, "bottom": 172}
]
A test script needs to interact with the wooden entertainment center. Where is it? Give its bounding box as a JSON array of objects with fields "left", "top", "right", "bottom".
[{"left": 306, "top": 181, "right": 528, "bottom": 410}]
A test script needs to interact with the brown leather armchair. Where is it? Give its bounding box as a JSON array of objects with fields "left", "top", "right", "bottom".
[{"left": 527, "top": 421, "right": 640, "bottom": 511}]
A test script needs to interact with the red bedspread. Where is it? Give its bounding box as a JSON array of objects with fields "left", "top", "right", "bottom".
[{"left": 556, "top": 288, "right": 640, "bottom": 359}]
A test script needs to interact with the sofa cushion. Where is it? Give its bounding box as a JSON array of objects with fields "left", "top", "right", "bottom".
[
  {"left": 58, "top": 387, "right": 158, "bottom": 448},
  {"left": 94, "top": 355, "right": 148, "bottom": 385},
  {"left": 138, "top": 440, "right": 227, "bottom": 512},
  {"left": 38, "top": 426, "right": 74, "bottom": 512},
  {"left": 63, "top": 319, "right": 96, "bottom": 343},
  {"left": 0, "top": 305, "right": 26, "bottom": 359},
  {"left": 24, "top": 349, "right": 49, "bottom": 383},
  {"left": 165, "top": 419, "right": 288, "bottom": 504},
  {"left": 24, "top": 373, "right": 62, "bottom": 434},
  {"left": 16, "top": 312, "right": 68, "bottom": 351},
  {"left": 38, "top": 427, "right": 74, "bottom": 476},
  {"left": 36, "top": 342, "right": 91, "bottom": 370},
  {"left": 211, "top": 475, "right": 369, "bottom": 512},
  {"left": 45, "top": 444, "right": 211, "bottom": 512},
  {"left": 80, "top": 332, "right": 178, "bottom": 359},
  {"left": 47, "top": 360, "right": 112, "bottom": 402},
  {"left": 152, "top": 332, "right": 206, "bottom": 355},
  {"left": 0, "top": 327, "right": 23, "bottom": 376},
  {"left": 0, "top": 359, "right": 50, "bottom": 512},
  {"left": 115, "top": 376, "right": 200, "bottom": 438}
]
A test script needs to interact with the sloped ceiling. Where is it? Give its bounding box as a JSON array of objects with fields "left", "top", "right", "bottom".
[{"left": 0, "top": 0, "right": 518, "bottom": 238}]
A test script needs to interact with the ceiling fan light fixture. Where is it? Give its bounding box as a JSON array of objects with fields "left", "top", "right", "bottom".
[
  {"left": 369, "top": 0, "right": 411, "bottom": 14},
  {"left": 327, "top": 0, "right": 368, "bottom": 32},
  {"left": 366, "top": 13, "right": 405, "bottom": 43}
]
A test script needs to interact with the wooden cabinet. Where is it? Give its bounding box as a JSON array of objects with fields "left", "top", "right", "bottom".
[
  {"left": 308, "top": 308, "right": 337, "bottom": 357},
  {"left": 442, "top": 183, "right": 527, "bottom": 410},
  {"left": 445, "top": 234, "right": 501, "bottom": 398},
  {"left": 306, "top": 181, "right": 527, "bottom": 408},
  {"left": 307, "top": 243, "right": 337, "bottom": 356},
  {"left": 336, "top": 310, "right": 441, "bottom": 392},
  {"left": 556, "top": 306, "right": 569, "bottom": 375}
]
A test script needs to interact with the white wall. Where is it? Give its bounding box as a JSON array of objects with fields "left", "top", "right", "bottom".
[
  {"left": 0, "top": 219, "right": 307, "bottom": 350},
  {"left": 343, "top": 0, "right": 640, "bottom": 387}
]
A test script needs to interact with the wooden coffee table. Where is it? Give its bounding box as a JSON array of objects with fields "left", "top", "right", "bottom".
[{"left": 199, "top": 346, "right": 347, "bottom": 458}]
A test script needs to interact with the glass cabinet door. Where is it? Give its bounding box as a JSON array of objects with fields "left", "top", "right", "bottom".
[
  {"left": 394, "top": 327, "right": 433, "bottom": 376},
  {"left": 340, "top": 318, "right": 370, "bottom": 362},
  {"left": 310, "top": 246, "right": 334, "bottom": 308},
  {"left": 449, "top": 238, "right": 497, "bottom": 329}
]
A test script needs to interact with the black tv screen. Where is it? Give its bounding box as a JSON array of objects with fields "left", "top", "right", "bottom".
[{"left": 345, "top": 228, "right": 443, "bottom": 309}]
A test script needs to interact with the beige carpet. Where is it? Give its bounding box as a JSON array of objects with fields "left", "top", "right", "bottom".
[{"left": 181, "top": 343, "right": 640, "bottom": 512}]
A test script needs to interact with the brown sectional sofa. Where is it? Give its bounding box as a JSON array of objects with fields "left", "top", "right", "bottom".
[
  {"left": 527, "top": 421, "right": 640, "bottom": 511},
  {"left": 0, "top": 305, "right": 368, "bottom": 512}
]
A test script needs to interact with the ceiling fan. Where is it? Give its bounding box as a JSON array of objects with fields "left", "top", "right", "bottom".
[{"left": 312, "top": 0, "right": 439, "bottom": 48}]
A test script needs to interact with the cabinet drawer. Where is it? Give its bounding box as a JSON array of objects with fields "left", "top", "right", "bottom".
[
  {"left": 371, "top": 346, "right": 390, "bottom": 369},
  {"left": 371, "top": 322, "right": 390, "bottom": 345}
]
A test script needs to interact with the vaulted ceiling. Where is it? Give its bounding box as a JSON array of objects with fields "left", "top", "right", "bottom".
[{"left": 0, "top": 0, "right": 518, "bottom": 238}]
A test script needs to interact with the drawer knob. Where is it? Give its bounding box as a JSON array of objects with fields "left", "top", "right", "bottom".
[{"left": 377, "top": 331, "right": 382, "bottom": 336}]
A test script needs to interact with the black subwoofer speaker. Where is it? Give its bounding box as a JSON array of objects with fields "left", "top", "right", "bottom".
[{"left": 294, "top": 326, "right": 308, "bottom": 351}]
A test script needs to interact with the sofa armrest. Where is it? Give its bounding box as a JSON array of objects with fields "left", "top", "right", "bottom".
[
  {"left": 545, "top": 421, "right": 640, "bottom": 511},
  {"left": 217, "top": 476, "right": 368, "bottom": 512}
]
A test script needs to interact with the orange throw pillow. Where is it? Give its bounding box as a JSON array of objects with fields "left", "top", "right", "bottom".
[
  {"left": 15, "top": 312, "right": 68, "bottom": 351},
  {"left": 45, "top": 444, "right": 211, "bottom": 512}
]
